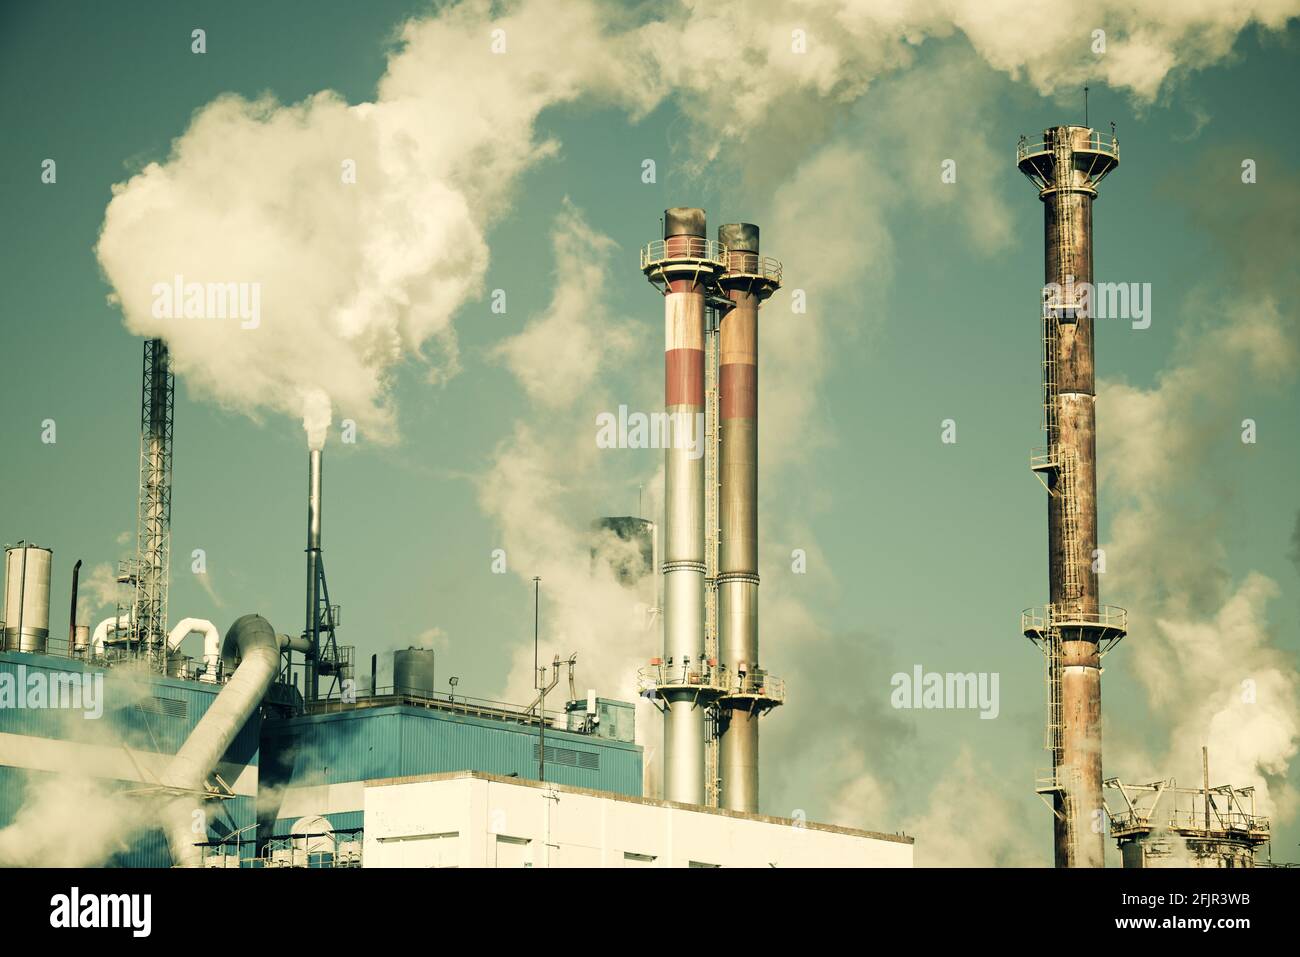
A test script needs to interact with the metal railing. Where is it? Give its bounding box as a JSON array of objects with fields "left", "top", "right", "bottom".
[
  {"left": 722, "top": 252, "right": 784, "bottom": 284},
  {"left": 637, "top": 661, "right": 785, "bottom": 704},
  {"left": 637, "top": 661, "right": 724, "bottom": 695},
  {"left": 641, "top": 238, "right": 728, "bottom": 270},
  {"left": 1029, "top": 446, "right": 1056, "bottom": 472},
  {"left": 1022, "top": 603, "right": 1128, "bottom": 635},
  {"left": 308, "top": 683, "right": 570, "bottom": 728},
  {"left": 1109, "top": 808, "right": 1270, "bottom": 837},
  {"left": 719, "top": 669, "right": 785, "bottom": 702},
  {"left": 1017, "top": 130, "right": 1119, "bottom": 163}
]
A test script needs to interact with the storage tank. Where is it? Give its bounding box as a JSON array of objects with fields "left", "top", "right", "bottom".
[
  {"left": 3, "top": 544, "right": 53, "bottom": 653},
  {"left": 394, "top": 648, "right": 437, "bottom": 698}
]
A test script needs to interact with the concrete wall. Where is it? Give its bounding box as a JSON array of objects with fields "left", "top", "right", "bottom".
[{"left": 362, "top": 772, "right": 913, "bottom": 868}]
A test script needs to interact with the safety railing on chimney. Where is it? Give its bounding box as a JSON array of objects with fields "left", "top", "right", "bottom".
[
  {"left": 1022, "top": 604, "right": 1128, "bottom": 637},
  {"left": 721, "top": 251, "right": 784, "bottom": 284},
  {"left": 637, "top": 659, "right": 725, "bottom": 695},
  {"left": 1017, "top": 129, "right": 1119, "bottom": 164},
  {"left": 718, "top": 669, "right": 785, "bottom": 703},
  {"left": 641, "top": 238, "right": 728, "bottom": 270}
]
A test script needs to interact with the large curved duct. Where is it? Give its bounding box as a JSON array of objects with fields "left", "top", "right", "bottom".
[
  {"left": 159, "top": 614, "right": 306, "bottom": 867},
  {"left": 166, "top": 617, "right": 221, "bottom": 682},
  {"left": 91, "top": 614, "right": 133, "bottom": 658}
]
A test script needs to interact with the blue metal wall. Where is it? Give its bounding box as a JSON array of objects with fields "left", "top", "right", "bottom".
[
  {"left": 259, "top": 703, "right": 643, "bottom": 835},
  {"left": 0, "top": 650, "right": 260, "bottom": 866}
]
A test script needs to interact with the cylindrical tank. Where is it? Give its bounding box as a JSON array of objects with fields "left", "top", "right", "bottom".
[
  {"left": 73, "top": 624, "right": 90, "bottom": 656},
  {"left": 3, "top": 544, "right": 53, "bottom": 653},
  {"left": 394, "top": 647, "right": 437, "bottom": 697}
]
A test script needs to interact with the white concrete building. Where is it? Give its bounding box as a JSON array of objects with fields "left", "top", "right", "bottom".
[{"left": 362, "top": 771, "right": 914, "bottom": 868}]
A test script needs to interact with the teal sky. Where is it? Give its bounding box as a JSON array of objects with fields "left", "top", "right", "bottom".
[{"left": 1, "top": 1, "right": 1297, "bottom": 865}]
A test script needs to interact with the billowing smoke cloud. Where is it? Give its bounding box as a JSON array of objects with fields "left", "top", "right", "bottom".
[
  {"left": 1101, "top": 152, "right": 1300, "bottom": 819},
  {"left": 95, "top": 0, "right": 1297, "bottom": 448},
  {"left": 94, "top": 0, "right": 658, "bottom": 447}
]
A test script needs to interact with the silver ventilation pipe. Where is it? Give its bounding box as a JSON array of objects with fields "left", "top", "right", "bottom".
[{"left": 160, "top": 614, "right": 308, "bottom": 866}]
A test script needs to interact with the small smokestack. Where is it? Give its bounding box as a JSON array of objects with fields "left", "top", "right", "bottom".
[
  {"left": 68, "top": 559, "right": 82, "bottom": 651},
  {"left": 305, "top": 448, "right": 323, "bottom": 700}
]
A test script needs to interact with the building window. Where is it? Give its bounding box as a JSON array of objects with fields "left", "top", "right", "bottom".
[{"left": 495, "top": 835, "right": 533, "bottom": 868}]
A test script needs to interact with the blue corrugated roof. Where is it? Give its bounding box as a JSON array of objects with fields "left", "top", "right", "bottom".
[{"left": 262, "top": 703, "right": 643, "bottom": 798}]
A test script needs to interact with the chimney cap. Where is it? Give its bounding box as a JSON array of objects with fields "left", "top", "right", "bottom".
[
  {"left": 663, "top": 207, "right": 706, "bottom": 239},
  {"left": 718, "top": 223, "right": 760, "bottom": 253}
]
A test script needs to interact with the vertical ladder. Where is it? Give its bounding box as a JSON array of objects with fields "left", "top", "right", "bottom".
[
  {"left": 1047, "top": 132, "right": 1082, "bottom": 865},
  {"left": 703, "top": 306, "right": 722, "bottom": 808},
  {"left": 1046, "top": 130, "right": 1082, "bottom": 605}
]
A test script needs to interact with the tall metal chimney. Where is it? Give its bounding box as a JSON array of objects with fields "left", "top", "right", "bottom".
[
  {"left": 1017, "top": 125, "right": 1127, "bottom": 867},
  {"left": 305, "top": 448, "right": 323, "bottom": 701},
  {"left": 715, "top": 223, "right": 783, "bottom": 813},
  {"left": 640, "top": 207, "right": 723, "bottom": 804}
]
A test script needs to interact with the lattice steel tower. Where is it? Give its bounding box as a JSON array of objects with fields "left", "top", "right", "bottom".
[
  {"left": 134, "top": 338, "right": 175, "bottom": 670},
  {"left": 1017, "top": 126, "right": 1127, "bottom": 867}
]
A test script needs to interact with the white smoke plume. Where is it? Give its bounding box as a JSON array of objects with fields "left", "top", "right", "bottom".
[
  {"left": 94, "top": 0, "right": 1297, "bottom": 448},
  {"left": 93, "top": 0, "right": 657, "bottom": 448},
  {"left": 1101, "top": 153, "right": 1300, "bottom": 821}
]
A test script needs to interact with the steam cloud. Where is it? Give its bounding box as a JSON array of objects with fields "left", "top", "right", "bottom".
[
  {"left": 1101, "top": 152, "right": 1300, "bottom": 821},
  {"left": 94, "top": 0, "right": 1296, "bottom": 447}
]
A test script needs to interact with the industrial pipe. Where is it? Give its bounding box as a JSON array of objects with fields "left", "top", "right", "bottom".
[
  {"left": 160, "top": 614, "right": 307, "bottom": 866},
  {"left": 166, "top": 618, "right": 221, "bottom": 682},
  {"left": 68, "top": 559, "right": 82, "bottom": 652},
  {"left": 91, "top": 613, "right": 133, "bottom": 659}
]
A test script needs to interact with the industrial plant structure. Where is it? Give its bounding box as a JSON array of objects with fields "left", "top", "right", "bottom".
[
  {"left": 1016, "top": 127, "right": 1129, "bottom": 868},
  {"left": 638, "top": 209, "right": 785, "bottom": 813},
  {"left": 0, "top": 211, "right": 914, "bottom": 867},
  {"left": 1104, "top": 751, "right": 1271, "bottom": 868}
]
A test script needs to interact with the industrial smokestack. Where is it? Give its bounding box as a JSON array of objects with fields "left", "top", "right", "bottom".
[
  {"left": 715, "top": 223, "right": 782, "bottom": 813},
  {"left": 305, "top": 448, "right": 323, "bottom": 701},
  {"left": 1017, "top": 125, "right": 1126, "bottom": 868},
  {"left": 642, "top": 207, "right": 720, "bottom": 804},
  {"left": 68, "top": 558, "right": 82, "bottom": 652}
]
